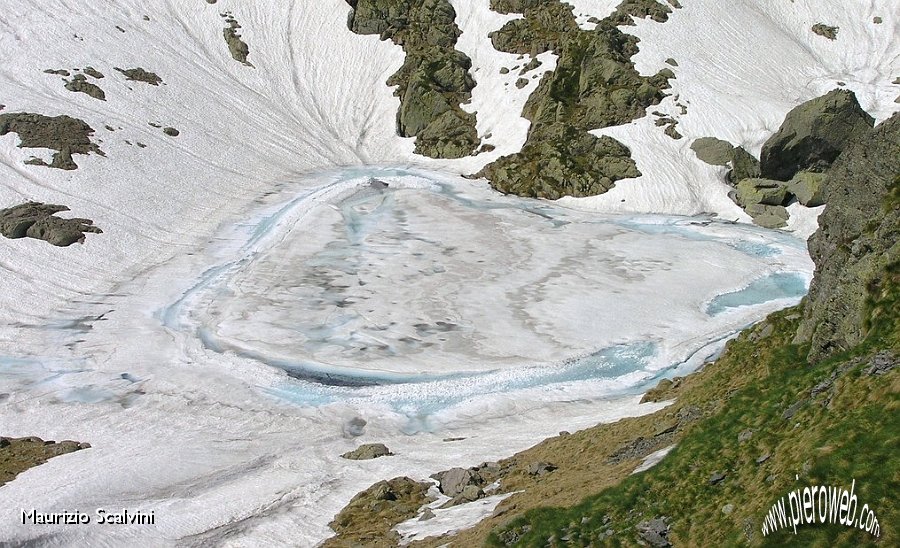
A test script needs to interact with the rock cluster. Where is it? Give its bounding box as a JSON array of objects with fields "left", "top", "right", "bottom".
[
  {"left": 0, "top": 202, "right": 103, "bottom": 246},
  {"left": 345, "top": 0, "right": 479, "bottom": 158},
  {"left": 0, "top": 112, "right": 103, "bottom": 170},
  {"left": 692, "top": 89, "right": 875, "bottom": 228},
  {"left": 475, "top": 0, "right": 676, "bottom": 199}
]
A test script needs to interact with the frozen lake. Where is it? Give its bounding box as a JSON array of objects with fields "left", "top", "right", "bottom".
[{"left": 0, "top": 168, "right": 814, "bottom": 545}]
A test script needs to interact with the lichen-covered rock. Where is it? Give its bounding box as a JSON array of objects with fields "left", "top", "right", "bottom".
[
  {"left": 811, "top": 23, "right": 838, "bottom": 40},
  {"left": 728, "top": 146, "right": 761, "bottom": 183},
  {"left": 341, "top": 443, "right": 393, "bottom": 460},
  {"left": 479, "top": 128, "right": 640, "bottom": 199},
  {"left": 0, "top": 112, "right": 103, "bottom": 169},
  {"left": 223, "top": 14, "right": 252, "bottom": 66},
  {"left": 477, "top": 0, "right": 671, "bottom": 199},
  {"left": 0, "top": 202, "right": 102, "bottom": 246},
  {"left": 794, "top": 112, "right": 899, "bottom": 362},
  {"left": 1, "top": 436, "right": 91, "bottom": 487},
  {"left": 759, "top": 89, "right": 874, "bottom": 181},
  {"left": 690, "top": 137, "right": 734, "bottom": 166},
  {"left": 325, "top": 476, "right": 432, "bottom": 547},
  {"left": 742, "top": 203, "right": 789, "bottom": 229},
  {"left": 346, "top": 0, "right": 479, "bottom": 158},
  {"left": 785, "top": 171, "right": 826, "bottom": 207},
  {"left": 65, "top": 74, "right": 105, "bottom": 100},
  {"left": 115, "top": 67, "right": 163, "bottom": 85},
  {"left": 734, "top": 178, "right": 790, "bottom": 207}
]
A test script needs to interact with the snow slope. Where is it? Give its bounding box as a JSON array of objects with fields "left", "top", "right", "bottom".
[{"left": 0, "top": 0, "right": 897, "bottom": 546}]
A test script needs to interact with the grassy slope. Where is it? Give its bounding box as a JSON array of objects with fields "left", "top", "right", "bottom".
[{"left": 482, "top": 274, "right": 899, "bottom": 546}]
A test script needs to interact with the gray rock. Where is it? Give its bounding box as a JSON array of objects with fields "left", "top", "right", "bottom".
[
  {"left": 734, "top": 178, "right": 790, "bottom": 207},
  {"left": 65, "top": 74, "right": 105, "bottom": 100},
  {"left": 433, "top": 467, "right": 474, "bottom": 497},
  {"left": 709, "top": 471, "right": 726, "bottom": 485},
  {"left": 0, "top": 111, "right": 103, "bottom": 169},
  {"left": 163, "top": 127, "right": 180, "bottom": 137},
  {"left": 419, "top": 507, "right": 436, "bottom": 521},
  {"left": 811, "top": 23, "right": 838, "bottom": 40},
  {"left": 737, "top": 429, "right": 753, "bottom": 443},
  {"left": 729, "top": 146, "right": 761, "bottom": 182},
  {"left": 743, "top": 203, "right": 789, "bottom": 229},
  {"left": 782, "top": 401, "right": 804, "bottom": 420},
  {"left": 527, "top": 461, "right": 557, "bottom": 476},
  {"left": 460, "top": 484, "right": 484, "bottom": 501},
  {"left": 760, "top": 89, "right": 874, "bottom": 181},
  {"left": 115, "top": 67, "right": 162, "bottom": 85},
  {"left": 722, "top": 503, "right": 735, "bottom": 514},
  {"left": 691, "top": 136, "right": 734, "bottom": 166},
  {"left": 785, "top": 171, "right": 826, "bottom": 207},
  {"left": 865, "top": 351, "right": 897, "bottom": 376},
  {"left": 756, "top": 453, "right": 771, "bottom": 465},
  {"left": 636, "top": 518, "right": 670, "bottom": 547},
  {"left": 340, "top": 443, "right": 393, "bottom": 460},
  {"left": 83, "top": 66, "right": 104, "bottom": 79},
  {"left": 794, "top": 112, "right": 899, "bottom": 362},
  {"left": 223, "top": 14, "right": 253, "bottom": 66},
  {"left": 0, "top": 202, "right": 102, "bottom": 246}
]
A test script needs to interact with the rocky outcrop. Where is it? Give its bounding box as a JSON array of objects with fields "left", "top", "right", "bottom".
[
  {"left": 341, "top": 443, "right": 392, "bottom": 460},
  {"left": 476, "top": 0, "right": 675, "bottom": 199},
  {"left": 222, "top": 13, "right": 252, "bottom": 66},
  {"left": 794, "top": 113, "right": 899, "bottom": 362},
  {"left": 0, "top": 112, "right": 103, "bottom": 170},
  {"left": 1, "top": 436, "right": 91, "bottom": 486},
  {"left": 0, "top": 202, "right": 103, "bottom": 246},
  {"left": 345, "top": 0, "right": 479, "bottom": 158},
  {"left": 114, "top": 67, "right": 163, "bottom": 85},
  {"left": 325, "top": 476, "right": 433, "bottom": 547},
  {"left": 759, "top": 89, "right": 874, "bottom": 181},
  {"left": 64, "top": 74, "right": 106, "bottom": 100},
  {"left": 721, "top": 90, "right": 875, "bottom": 228}
]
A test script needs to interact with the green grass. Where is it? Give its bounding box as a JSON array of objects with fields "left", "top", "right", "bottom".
[{"left": 488, "top": 291, "right": 899, "bottom": 547}]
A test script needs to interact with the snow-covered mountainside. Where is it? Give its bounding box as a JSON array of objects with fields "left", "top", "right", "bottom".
[{"left": 0, "top": 0, "right": 897, "bottom": 546}]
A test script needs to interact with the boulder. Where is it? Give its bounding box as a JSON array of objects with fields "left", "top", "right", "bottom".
[
  {"left": 340, "top": 443, "right": 393, "bottom": 460},
  {"left": 691, "top": 136, "right": 734, "bottom": 166},
  {"left": 759, "top": 89, "right": 874, "bottom": 181},
  {"left": 785, "top": 171, "right": 826, "bottom": 207},
  {"left": 743, "top": 203, "right": 789, "bottom": 229},
  {"left": 527, "top": 461, "right": 557, "bottom": 476},
  {"left": 636, "top": 517, "right": 671, "bottom": 547},
  {"left": 728, "top": 146, "right": 760, "bottom": 183},
  {"left": 431, "top": 467, "right": 474, "bottom": 496},
  {"left": 734, "top": 178, "right": 790, "bottom": 207}
]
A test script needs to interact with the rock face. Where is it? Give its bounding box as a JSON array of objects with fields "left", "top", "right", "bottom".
[
  {"left": 0, "top": 202, "right": 103, "bottom": 246},
  {"left": 759, "top": 89, "right": 874, "bottom": 181},
  {"left": 345, "top": 0, "right": 479, "bottom": 158},
  {"left": 476, "top": 0, "right": 675, "bottom": 199},
  {"left": 340, "top": 443, "right": 393, "bottom": 460},
  {"left": 794, "top": 113, "right": 899, "bottom": 362},
  {"left": 0, "top": 112, "right": 103, "bottom": 169}
]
